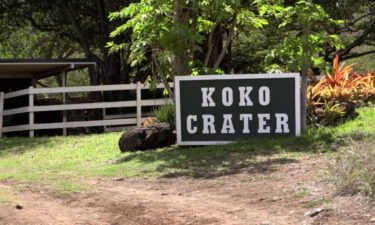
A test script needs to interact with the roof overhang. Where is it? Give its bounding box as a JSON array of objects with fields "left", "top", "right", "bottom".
[{"left": 0, "top": 59, "right": 96, "bottom": 79}]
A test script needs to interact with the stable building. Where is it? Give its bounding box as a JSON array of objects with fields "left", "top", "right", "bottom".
[
  {"left": 0, "top": 59, "right": 96, "bottom": 136},
  {"left": 0, "top": 59, "right": 171, "bottom": 138}
]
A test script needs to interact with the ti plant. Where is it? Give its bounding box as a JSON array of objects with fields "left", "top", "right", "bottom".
[{"left": 307, "top": 54, "right": 375, "bottom": 126}]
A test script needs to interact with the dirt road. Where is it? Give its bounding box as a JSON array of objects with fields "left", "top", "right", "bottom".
[{"left": 0, "top": 157, "right": 373, "bottom": 225}]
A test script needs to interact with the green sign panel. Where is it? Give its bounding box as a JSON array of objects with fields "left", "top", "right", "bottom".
[{"left": 175, "top": 74, "right": 301, "bottom": 145}]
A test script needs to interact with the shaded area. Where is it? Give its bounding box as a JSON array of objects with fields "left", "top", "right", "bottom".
[
  {"left": 0, "top": 137, "right": 62, "bottom": 157},
  {"left": 114, "top": 129, "right": 338, "bottom": 178}
]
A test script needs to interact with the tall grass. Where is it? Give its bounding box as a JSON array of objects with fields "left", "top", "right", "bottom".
[{"left": 329, "top": 138, "right": 375, "bottom": 199}]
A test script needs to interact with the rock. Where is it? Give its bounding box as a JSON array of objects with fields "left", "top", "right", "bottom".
[
  {"left": 260, "top": 221, "right": 272, "bottom": 225},
  {"left": 370, "top": 217, "right": 375, "bottom": 223},
  {"left": 304, "top": 207, "right": 330, "bottom": 217},
  {"left": 271, "top": 196, "right": 281, "bottom": 202},
  {"left": 15, "top": 205, "right": 23, "bottom": 210},
  {"left": 226, "top": 208, "right": 243, "bottom": 214},
  {"left": 118, "top": 123, "right": 176, "bottom": 152}
]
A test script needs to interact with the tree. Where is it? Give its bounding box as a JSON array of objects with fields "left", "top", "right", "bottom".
[
  {"left": 0, "top": 0, "right": 131, "bottom": 88},
  {"left": 265, "top": 0, "right": 343, "bottom": 132},
  {"left": 0, "top": 25, "right": 80, "bottom": 59},
  {"left": 109, "top": 0, "right": 270, "bottom": 98},
  {"left": 316, "top": 0, "right": 375, "bottom": 62}
]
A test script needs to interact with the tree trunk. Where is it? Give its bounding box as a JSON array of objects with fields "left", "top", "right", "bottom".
[
  {"left": 300, "top": 24, "right": 311, "bottom": 134},
  {"left": 172, "top": 0, "right": 190, "bottom": 76}
]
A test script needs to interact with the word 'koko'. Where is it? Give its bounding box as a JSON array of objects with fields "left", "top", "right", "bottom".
[{"left": 201, "top": 86, "right": 271, "bottom": 107}]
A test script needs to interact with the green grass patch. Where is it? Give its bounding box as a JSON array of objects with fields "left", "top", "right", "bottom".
[
  {"left": 294, "top": 186, "right": 311, "bottom": 199},
  {"left": 303, "top": 197, "right": 331, "bottom": 208},
  {"left": 0, "top": 107, "right": 374, "bottom": 196}
]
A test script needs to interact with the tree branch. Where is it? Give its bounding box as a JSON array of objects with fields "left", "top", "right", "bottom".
[
  {"left": 213, "top": 14, "right": 237, "bottom": 70},
  {"left": 341, "top": 50, "right": 375, "bottom": 60},
  {"left": 204, "top": 22, "right": 220, "bottom": 67}
]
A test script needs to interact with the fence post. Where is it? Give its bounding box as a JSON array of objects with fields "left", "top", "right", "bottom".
[
  {"left": 136, "top": 81, "right": 142, "bottom": 126},
  {"left": 0, "top": 92, "right": 4, "bottom": 138},
  {"left": 62, "top": 70, "right": 67, "bottom": 136},
  {"left": 29, "top": 87, "right": 34, "bottom": 138}
]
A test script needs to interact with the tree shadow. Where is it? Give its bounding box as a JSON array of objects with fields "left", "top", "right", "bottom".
[
  {"left": 114, "top": 129, "right": 337, "bottom": 179},
  {"left": 0, "top": 137, "right": 59, "bottom": 157}
]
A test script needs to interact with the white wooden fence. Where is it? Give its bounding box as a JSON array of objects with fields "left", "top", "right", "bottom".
[{"left": 0, "top": 82, "right": 173, "bottom": 138}]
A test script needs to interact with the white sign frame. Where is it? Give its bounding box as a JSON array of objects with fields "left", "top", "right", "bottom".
[{"left": 174, "top": 73, "right": 301, "bottom": 146}]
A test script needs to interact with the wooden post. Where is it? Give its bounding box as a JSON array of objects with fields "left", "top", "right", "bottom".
[
  {"left": 0, "top": 92, "right": 4, "bottom": 138},
  {"left": 101, "top": 84, "right": 107, "bottom": 132},
  {"left": 29, "top": 87, "right": 34, "bottom": 138},
  {"left": 136, "top": 81, "right": 142, "bottom": 126},
  {"left": 31, "top": 77, "right": 37, "bottom": 88},
  {"left": 62, "top": 71, "right": 67, "bottom": 136}
]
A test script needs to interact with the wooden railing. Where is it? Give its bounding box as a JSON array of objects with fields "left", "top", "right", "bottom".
[{"left": 0, "top": 82, "right": 173, "bottom": 137}]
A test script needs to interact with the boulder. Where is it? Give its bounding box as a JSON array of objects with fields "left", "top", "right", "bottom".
[{"left": 118, "top": 123, "right": 176, "bottom": 152}]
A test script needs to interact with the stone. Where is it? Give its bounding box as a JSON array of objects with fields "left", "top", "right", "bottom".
[
  {"left": 304, "top": 207, "right": 330, "bottom": 217},
  {"left": 15, "top": 205, "right": 23, "bottom": 210},
  {"left": 226, "top": 208, "right": 243, "bottom": 214},
  {"left": 260, "top": 221, "right": 272, "bottom": 225},
  {"left": 370, "top": 217, "right": 375, "bottom": 223},
  {"left": 118, "top": 123, "right": 176, "bottom": 152},
  {"left": 271, "top": 196, "right": 281, "bottom": 202}
]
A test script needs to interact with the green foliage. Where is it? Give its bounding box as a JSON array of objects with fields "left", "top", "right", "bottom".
[
  {"left": 153, "top": 104, "right": 175, "bottom": 128},
  {"left": 0, "top": 25, "right": 80, "bottom": 59},
  {"left": 264, "top": 0, "right": 344, "bottom": 73},
  {"left": 109, "top": 0, "right": 272, "bottom": 83}
]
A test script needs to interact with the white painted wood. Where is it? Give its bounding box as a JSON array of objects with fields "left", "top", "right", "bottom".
[
  {"left": 3, "top": 107, "right": 30, "bottom": 116},
  {"left": 141, "top": 98, "right": 173, "bottom": 106},
  {"left": 136, "top": 81, "right": 142, "bottom": 126},
  {"left": 2, "top": 82, "right": 173, "bottom": 137},
  {"left": 33, "top": 118, "right": 138, "bottom": 130},
  {"left": 4, "top": 89, "right": 30, "bottom": 100},
  {"left": 104, "top": 112, "right": 153, "bottom": 120},
  {"left": 33, "top": 101, "right": 137, "bottom": 113},
  {"left": 2, "top": 119, "right": 138, "bottom": 133},
  {"left": 2, "top": 124, "right": 31, "bottom": 133},
  {"left": 0, "top": 92, "right": 4, "bottom": 138},
  {"left": 62, "top": 70, "right": 67, "bottom": 136},
  {"left": 29, "top": 87, "right": 34, "bottom": 138},
  {"left": 3, "top": 82, "right": 174, "bottom": 98},
  {"left": 32, "top": 84, "right": 138, "bottom": 94}
]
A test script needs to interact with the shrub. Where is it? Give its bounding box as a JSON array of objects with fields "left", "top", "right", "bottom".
[
  {"left": 328, "top": 138, "right": 375, "bottom": 200},
  {"left": 307, "top": 55, "right": 375, "bottom": 126},
  {"left": 153, "top": 104, "right": 175, "bottom": 128}
]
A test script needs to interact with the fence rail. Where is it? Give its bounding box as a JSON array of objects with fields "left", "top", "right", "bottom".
[{"left": 0, "top": 82, "right": 173, "bottom": 137}]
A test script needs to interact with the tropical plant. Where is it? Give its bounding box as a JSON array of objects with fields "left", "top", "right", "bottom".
[{"left": 308, "top": 54, "right": 375, "bottom": 126}]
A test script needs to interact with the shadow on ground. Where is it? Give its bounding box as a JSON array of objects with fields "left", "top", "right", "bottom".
[
  {"left": 0, "top": 137, "right": 60, "bottom": 157},
  {"left": 115, "top": 130, "right": 337, "bottom": 179}
]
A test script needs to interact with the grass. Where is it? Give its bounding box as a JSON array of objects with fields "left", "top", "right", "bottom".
[
  {"left": 303, "top": 197, "right": 331, "bottom": 209},
  {"left": 328, "top": 136, "right": 375, "bottom": 199},
  {"left": 0, "top": 106, "right": 374, "bottom": 196}
]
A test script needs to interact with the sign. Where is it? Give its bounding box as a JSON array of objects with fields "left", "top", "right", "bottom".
[{"left": 175, "top": 74, "right": 301, "bottom": 145}]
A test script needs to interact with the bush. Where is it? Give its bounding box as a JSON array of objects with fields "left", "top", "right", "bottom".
[
  {"left": 153, "top": 104, "right": 175, "bottom": 128},
  {"left": 308, "top": 55, "right": 375, "bottom": 126},
  {"left": 328, "top": 138, "right": 375, "bottom": 200}
]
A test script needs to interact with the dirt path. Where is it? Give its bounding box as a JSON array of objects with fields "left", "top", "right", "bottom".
[{"left": 0, "top": 157, "right": 373, "bottom": 225}]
